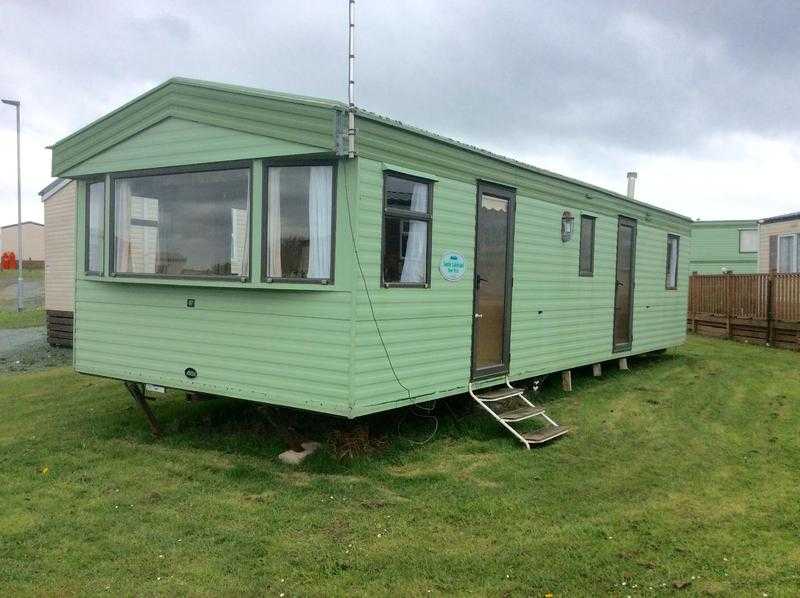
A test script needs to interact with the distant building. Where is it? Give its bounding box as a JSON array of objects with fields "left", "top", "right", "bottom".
[
  {"left": 0, "top": 220, "right": 45, "bottom": 264},
  {"left": 689, "top": 220, "right": 759, "bottom": 274},
  {"left": 759, "top": 212, "right": 800, "bottom": 273},
  {"left": 40, "top": 177, "right": 77, "bottom": 346}
]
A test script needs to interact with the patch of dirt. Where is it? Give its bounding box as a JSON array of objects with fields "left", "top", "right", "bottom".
[{"left": 0, "top": 326, "right": 72, "bottom": 373}]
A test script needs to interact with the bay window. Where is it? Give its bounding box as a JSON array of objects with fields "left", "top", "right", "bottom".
[
  {"left": 112, "top": 165, "right": 250, "bottom": 278},
  {"left": 86, "top": 180, "right": 105, "bottom": 274},
  {"left": 264, "top": 164, "right": 334, "bottom": 282}
]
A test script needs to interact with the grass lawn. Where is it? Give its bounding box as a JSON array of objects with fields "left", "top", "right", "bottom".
[
  {"left": 1, "top": 336, "right": 799, "bottom": 596},
  {"left": 0, "top": 268, "right": 45, "bottom": 315},
  {"left": 0, "top": 307, "right": 45, "bottom": 329}
]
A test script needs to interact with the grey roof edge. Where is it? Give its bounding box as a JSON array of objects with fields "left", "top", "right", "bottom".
[
  {"left": 759, "top": 211, "right": 800, "bottom": 224},
  {"left": 51, "top": 77, "right": 691, "bottom": 223},
  {"left": 1, "top": 220, "right": 44, "bottom": 229},
  {"left": 50, "top": 77, "right": 347, "bottom": 149},
  {"left": 353, "top": 107, "right": 693, "bottom": 223},
  {"left": 691, "top": 219, "right": 760, "bottom": 226},
  {"left": 39, "top": 177, "right": 71, "bottom": 201}
]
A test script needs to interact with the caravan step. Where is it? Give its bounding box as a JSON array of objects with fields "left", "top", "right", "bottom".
[
  {"left": 475, "top": 386, "right": 525, "bottom": 401},
  {"left": 495, "top": 404, "right": 546, "bottom": 422},
  {"left": 522, "top": 425, "right": 570, "bottom": 444}
]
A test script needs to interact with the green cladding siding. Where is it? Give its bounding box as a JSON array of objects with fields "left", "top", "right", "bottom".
[
  {"left": 351, "top": 116, "right": 690, "bottom": 415},
  {"left": 689, "top": 221, "right": 758, "bottom": 274},
  {"left": 58, "top": 78, "right": 691, "bottom": 418}
]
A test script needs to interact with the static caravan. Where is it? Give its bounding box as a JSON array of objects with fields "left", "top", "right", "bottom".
[
  {"left": 758, "top": 212, "right": 800, "bottom": 274},
  {"left": 50, "top": 78, "right": 691, "bottom": 447},
  {"left": 40, "top": 178, "right": 78, "bottom": 346},
  {"left": 689, "top": 220, "right": 758, "bottom": 274}
]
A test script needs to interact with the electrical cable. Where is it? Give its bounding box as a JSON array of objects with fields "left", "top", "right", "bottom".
[{"left": 343, "top": 161, "right": 412, "bottom": 400}]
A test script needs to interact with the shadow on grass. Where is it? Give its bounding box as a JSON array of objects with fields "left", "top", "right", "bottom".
[{"left": 73, "top": 350, "right": 683, "bottom": 473}]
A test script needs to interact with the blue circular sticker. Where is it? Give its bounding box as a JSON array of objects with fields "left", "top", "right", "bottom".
[{"left": 439, "top": 251, "right": 466, "bottom": 282}]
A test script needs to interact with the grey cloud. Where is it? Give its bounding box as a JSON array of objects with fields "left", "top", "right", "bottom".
[{"left": 0, "top": 0, "right": 798, "bottom": 224}]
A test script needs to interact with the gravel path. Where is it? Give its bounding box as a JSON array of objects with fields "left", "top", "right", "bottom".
[{"left": 0, "top": 326, "right": 72, "bottom": 373}]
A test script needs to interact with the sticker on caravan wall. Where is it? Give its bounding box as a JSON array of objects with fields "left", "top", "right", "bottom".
[{"left": 439, "top": 251, "right": 466, "bottom": 282}]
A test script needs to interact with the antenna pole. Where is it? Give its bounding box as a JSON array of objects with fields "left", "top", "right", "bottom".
[{"left": 347, "top": 0, "right": 356, "bottom": 158}]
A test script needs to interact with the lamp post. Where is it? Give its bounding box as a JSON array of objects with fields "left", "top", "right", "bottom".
[{"left": 2, "top": 98, "right": 22, "bottom": 312}]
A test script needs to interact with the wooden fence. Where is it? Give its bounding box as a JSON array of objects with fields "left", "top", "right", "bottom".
[{"left": 688, "top": 273, "right": 800, "bottom": 349}]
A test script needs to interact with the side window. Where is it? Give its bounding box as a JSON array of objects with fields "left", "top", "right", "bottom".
[
  {"left": 578, "top": 215, "right": 595, "bottom": 276},
  {"left": 86, "top": 180, "right": 105, "bottom": 274},
  {"left": 381, "top": 172, "right": 433, "bottom": 286},
  {"left": 777, "top": 234, "right": 798, "bottom": 273},
  {"left": 666, "top": 234, "right": 680, "bottom": 289},
  {"left": 738, "top": 228, "right": 757, "bottom": 253}
]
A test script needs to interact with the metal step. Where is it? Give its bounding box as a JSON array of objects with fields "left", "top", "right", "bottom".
[
  {"left": 522, "top": 425, "right": 570, "bottom": 445},
  {"left": 495, "top": 404, "right": 546, "bottom": 422},
  {"left": 475, "top": 386, "right": 525, "bottom": 402}
]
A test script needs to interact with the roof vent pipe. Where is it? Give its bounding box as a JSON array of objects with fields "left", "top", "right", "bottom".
[
  {"left": 626, "top": 171, "right": 637, "bottom": 199},
  {"left": 347, "top": 0, "right": 356, "bottom": 158}
]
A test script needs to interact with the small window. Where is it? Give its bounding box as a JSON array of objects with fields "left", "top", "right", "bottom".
[
  {"left": 112, "top": 166, "right": 250, "bottom": 278},
  {"left": 381, "top": 172, "right": 433, "bottom": 286},
  {"left": 739, "top": 228, "right": 757, "bottom": 253},
  {"left": 578, "top": 215, "right": 596, "bottom": 276},
  {"left": 665, "top": 234, "right": 680, "bottom": 289},
  {"left": 86, "top": 180, "right": 105, "bottom": 274},
  {"left": 264, "top": 164, "right": 334, "bottom": 282},
  {"left": 777, "top": 234, "right": 798, "bottom": 273}
]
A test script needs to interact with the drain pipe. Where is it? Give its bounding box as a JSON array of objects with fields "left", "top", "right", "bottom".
[
  {"left": 347, "top": 0, "right": 356, "bottom": 158},
  {"left": 626, "top": 171, "right": 637, "bottom": 199}
]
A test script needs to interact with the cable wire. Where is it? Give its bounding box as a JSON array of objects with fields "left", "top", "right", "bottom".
[{"left": 343, "top": 160, "right": 412, "bottom": 399}]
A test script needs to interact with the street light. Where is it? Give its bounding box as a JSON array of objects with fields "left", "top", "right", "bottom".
[{"left": 2, "top": 98, "right": 22, "bottom": 312}]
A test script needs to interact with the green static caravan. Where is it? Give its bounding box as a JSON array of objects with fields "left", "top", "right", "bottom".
[
  {"left": 689, "top": 220, "right": 759, "bottom": 274},
  {"left": 51, "top": 77, "right": 691, "bottom": 421}
]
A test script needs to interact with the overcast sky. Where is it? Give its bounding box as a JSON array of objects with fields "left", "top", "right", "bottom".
[{"left": 1, "top": 0, "right": 798, "bottom": 227}]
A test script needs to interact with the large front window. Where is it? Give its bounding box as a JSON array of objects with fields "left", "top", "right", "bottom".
[
  {"left": 112, "top": 166, "right": 250, "bottom": 278},
  {"left": 264, "top": 164, "right": 334, "bottom": 282}
]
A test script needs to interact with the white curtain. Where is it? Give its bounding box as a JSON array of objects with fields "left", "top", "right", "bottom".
[
  {"left": 400, "top": 182, "right": 428, "bottom": 283},
  {"left": 230, "top": 207, "right": 248, "bottom": 276},
  {"left": 267, "top": 168, "right": 282, "bottom": 277},
  {"left": 88, "top": 191, "right": 104, "bottom": 272},
  {"left": 307, "top": 166, "right": 332, "bottom": 279},
  {"left": 115, "top": 181, "right": 132, "bottom": 272}
]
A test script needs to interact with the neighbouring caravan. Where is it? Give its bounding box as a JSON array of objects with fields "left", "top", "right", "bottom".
[
  {"left": 40, "top": 178, "right": 77, "bottom": 346},
  {"left": 49, "top": 78, "right": 691, "bottom": 446},
  {"left": 689, "top": 220, "right": 758, "bottom": 274}
]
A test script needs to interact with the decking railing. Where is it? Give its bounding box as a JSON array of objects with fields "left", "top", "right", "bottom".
[{"left": 688, "top": 273, "right": 800, "bottom": 349}]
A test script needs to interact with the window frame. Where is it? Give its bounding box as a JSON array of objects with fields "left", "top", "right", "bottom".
[
  {"left": 108, "top": 160, "right": 253, "bottom": 282},
  {"left": 738, "top": 228, "right": 758, "bottom": 254},
  {"left": 665, "top": 233, "right": 680, "bottom": 290},
  {"left": 261, "top": 158, "right": 337, "bottom": 285},
  {"left": 578, "top": 214, "right": 596, "bottom": 277},
  {"left": 84, "top": 177, "right": 106, "bottom": 276},
  {"left": 380, "top": 170, "right": 434, "bottom": 288},
  {"left": 777, "top": 233, "right": 798, "bottom": 273}
]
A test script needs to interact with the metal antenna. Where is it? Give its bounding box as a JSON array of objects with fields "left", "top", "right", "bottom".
[{"left": 347, "top": 0, "right": 356, "bottom": 158}]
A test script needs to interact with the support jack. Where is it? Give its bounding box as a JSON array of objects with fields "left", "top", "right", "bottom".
[{"left": 124, "top": 381, "right": 163, "bottom": 438}]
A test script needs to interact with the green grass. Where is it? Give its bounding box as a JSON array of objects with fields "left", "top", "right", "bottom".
[
  {"left": 1, "top": 336, "right": 799, "bottom": 596},
  {"left": 0, "top": 307, "right": 45, "bottom": 329},
  {"left": 0, "top": 268, "right": 44, "bottom": 282}
]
